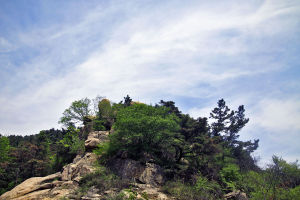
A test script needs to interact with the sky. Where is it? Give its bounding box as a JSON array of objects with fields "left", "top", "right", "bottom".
[{"left": 0, "top": 0, "right": 299, "bottom": 167}]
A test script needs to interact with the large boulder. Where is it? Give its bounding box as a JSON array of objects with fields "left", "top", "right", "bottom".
[
  {"left": 85, "top": 131, "right": 109, "bottom": 150},
  {"left": 61, "top": 152, "right": 98, "bottom": 182},
  {"left": 224, "top": 190, "right": 248, "bottom": 200},
  {"left": 0, "top": 173, "right": 61, "bottom": 200}
]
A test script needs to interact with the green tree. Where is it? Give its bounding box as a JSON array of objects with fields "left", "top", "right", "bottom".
[
  {"left": 59, "top": 126, "right": 84, "bottom": 155},
  {"left": 123, "top": 95, "right": 132, "bottom": 107},
  {"left": 59, "top": 98, "right": 92, "bottom": 127},
  {"left": 108, "top": 103, "right": 181, "bottom": 164},
  {"left": 97, "top": 98, "right": 114, "bottom": 130},
  {"left": 210, "top": 100, "right": 250, "bottom": 147},
  {"left": 0, "top": 136, "right": 11, "bottom": 164},
  {"left": 209, "top": 99, "right": 258, "bottom": 170},
  {"left": 210, "top": 99, "right": 234, "bottom": 138},
  {"left": 158, "top": 100, "right": 182, "bottom": 118}
]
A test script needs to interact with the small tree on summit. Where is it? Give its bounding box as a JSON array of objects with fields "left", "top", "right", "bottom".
[
  {"left": 59, "top": 98, "right": 92, "bottom": 127},
  {"left": 123, "top": 95, "right": 132, "bottom": 107}
]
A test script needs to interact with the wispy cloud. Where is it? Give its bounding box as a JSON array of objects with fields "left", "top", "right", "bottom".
[{"left": 0, "top": 0, "right": 299, "bottom": 165}]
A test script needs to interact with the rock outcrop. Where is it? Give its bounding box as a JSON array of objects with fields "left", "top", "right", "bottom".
[
  {"left": 224, "top": 190, "right": 248, "bottom": 200},
  {"left": 109, "top": 158, "right": 165, "bottom": 186},
  {"left": 61, "top": 152, "right": 98, "bottom": 182},
  {"left": 0, "top": 173, "right": 61, "bottom": 200},
  {"left": 0, "top": 130, "right": 171, "bottom": 200},
  {"left": 84, "top": 131, "right": 109, "bottom": 151},
  {"left": 0, "top": 131, "right": 109, "bottom": 200}
]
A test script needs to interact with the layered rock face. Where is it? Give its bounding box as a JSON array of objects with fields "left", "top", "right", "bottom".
[{"left": 0, "top": 131, "right": 108, "bottom": 200}]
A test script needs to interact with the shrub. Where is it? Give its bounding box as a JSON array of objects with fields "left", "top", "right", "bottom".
[
  {"left": 220, "top": 164, "right": 241, "bottom": 190},
  {"left": 59, "top": 127, "right": 85, "bottom": 155},
  {"left": 162, "top": 177, "right": 222, "bottom": 200},
  {"left": 92, "top": 119, "right": 106, "bottom": 131}
]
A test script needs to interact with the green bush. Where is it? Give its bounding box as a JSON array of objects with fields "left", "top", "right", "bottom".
[
  {"left": 194, "top": 175, "right": 222, "bottom": 195},
  {"left": 239, "top": 158, "right": 300, "bottom": 200},
  {"left": 98, "top": 99, "right": 112, "bottom": 119},
  {"left": 92, "top": 119, "right": 106, "bottom": 131},
  {"left": 162, "top": 179, "right": 222, "bottom": 200},
  {"left": 59, "top": 127, "right": 85, "bottom": 155},
  {"left": 220, "top": 164, "right": 241, "bottom": 190}
]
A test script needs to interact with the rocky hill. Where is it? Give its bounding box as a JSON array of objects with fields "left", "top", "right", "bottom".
[{"left": 0, "top": 131, "right": 171, "bottom": 200}]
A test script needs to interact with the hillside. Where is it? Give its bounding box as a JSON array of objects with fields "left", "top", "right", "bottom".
[{"left": 1, "top": 96, "right": 300, "bottom": 200}]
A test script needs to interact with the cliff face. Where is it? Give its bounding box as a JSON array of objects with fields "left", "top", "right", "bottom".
[{"left": 0, "top": 131, "right": 170, "bottom": 200}]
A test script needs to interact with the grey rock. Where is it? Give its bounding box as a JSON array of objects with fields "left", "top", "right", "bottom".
[
  {"left": 109, "top": 158, "right": 165, "bottom": 186},
  {"left": 224, "top": 190, "right": 248, "bottom": 200}
]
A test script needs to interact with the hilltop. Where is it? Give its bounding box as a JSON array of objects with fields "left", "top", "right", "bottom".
[{"left": 1, "top": 96, "right": 299, "bottom": 200}]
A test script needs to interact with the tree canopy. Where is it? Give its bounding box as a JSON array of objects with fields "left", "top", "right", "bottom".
[
  {"left": 2, "top": 96, "right": 298, "bottom": 199},
  {"left": 59, "top": 98, "right": 92, "bottom": 127},
  {"left": 109, "top": 103, "right": 181, "bottom": 164}
]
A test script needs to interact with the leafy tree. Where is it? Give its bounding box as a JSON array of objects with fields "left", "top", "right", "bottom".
[
  {"left": 97, "top": 99, "right": 114, "bottom": 130},
  {"left": 59, "top": 126, "right": 84, "bottom": 155},
  {"left": 0, "top": 136, "right": 11, "bottom": 164},
  {"left": 108, "top": 103, "right": 181, "bottom": 164},
  {"left": 238, "top": 156, "right": 300, "bottom": 200},
  {"left": 98, "top": 99, "right": 112, "bottom": 119},
  {"left": 59, "top": 98, "right": 92, "bottom": 127}
]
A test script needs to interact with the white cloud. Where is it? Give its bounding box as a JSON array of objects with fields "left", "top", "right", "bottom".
[
  {"left": 0, "top": 0, "right": 299, "bottom": 141},
  {"left": 253, "top": 98, "right": 300, "bottom": 132}
]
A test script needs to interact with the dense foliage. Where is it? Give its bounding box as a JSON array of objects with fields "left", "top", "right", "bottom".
[
  {"left": 1, "top": 95, "right": 299, "bottom": 200},
  {"left": 0, "top": 128, "right": 84, "bottom": 194},
  {"left": 109, "top": 103, "right": 181, "bottom": 165}
]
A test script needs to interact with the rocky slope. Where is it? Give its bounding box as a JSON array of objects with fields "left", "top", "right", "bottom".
[
  {"left": 0, "top": 131, "right": 170, "bottom": 200},
  {"left": 0, "top": 131, "right": 106, "bottom": 200}
]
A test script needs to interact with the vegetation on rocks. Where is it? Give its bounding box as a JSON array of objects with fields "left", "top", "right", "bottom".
[{"left": 1, "top": 95, "right": 300, "bottom": 200}]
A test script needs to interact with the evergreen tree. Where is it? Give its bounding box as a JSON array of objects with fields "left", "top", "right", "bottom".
[{"left": 123, "top": 95, "right": 132, "bottom": 107}]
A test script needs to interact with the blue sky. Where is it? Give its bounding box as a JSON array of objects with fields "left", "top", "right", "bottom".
[{"left": 0, "top": 0, "right": 299, "bottom": 166}]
